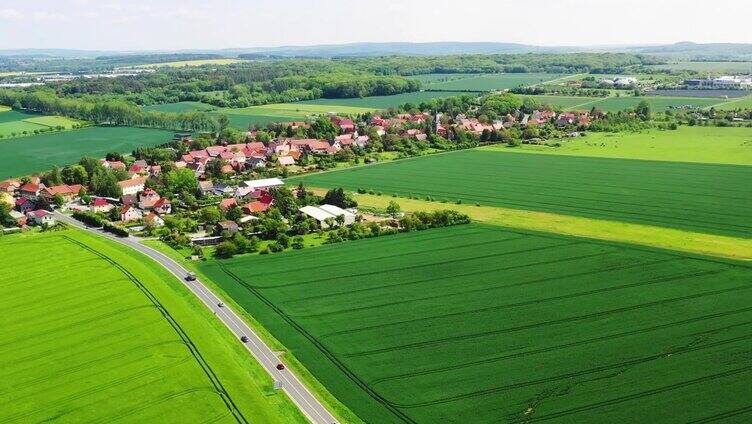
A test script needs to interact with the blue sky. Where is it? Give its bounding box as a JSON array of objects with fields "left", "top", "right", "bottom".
[{"left": 1, "top": 0, "right": 750, "bottom": 50}]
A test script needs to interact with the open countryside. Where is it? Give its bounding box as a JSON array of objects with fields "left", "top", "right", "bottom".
[
  {"left": 201, "top": 224, "right": 752, "bottom": 423},
  {"left": 0, "top": 230, "right": 306, "bottom": 424},
  {"left": 415, "top": 73, "right": 569, "bottom": 91},
  {"left": 0, "top": 126, "right": 173, "bottom": 178},
  {"left": 290, "top": 149, "right": 752, "bottom": 238}
]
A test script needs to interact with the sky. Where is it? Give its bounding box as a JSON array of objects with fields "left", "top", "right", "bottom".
[{"left": 1, "top": 0, "right": 750, "bottom": 51}]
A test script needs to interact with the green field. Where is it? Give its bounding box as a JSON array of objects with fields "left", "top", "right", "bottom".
[
  {"left": 0, "top": 126, "right": 173, "bottom": 178},
  {"left": 583, "top": 96, "right": 725, "bottom": 112},
  {"left": 518, "top": 94, "right": 604, "bottom": 109},
  {"left": 214, "top": 103, "right": 378, "bottom": 130},
  {"left": 296, "top": 91, "right": 474, "bottom": 109},
  {"left": 715, "top": 95, "right": 752, "bottom": 110},
  {"left": 133, "top": 58, "right": 247, "bottom": 68},
  {"left": 142, "top": 101, "right": 219, "bottom": 113},
  {"left": 200, "top": 224, "right": 752, "bottom": 423},
  {"left": 417, "top": 73, "right": 568, "bottom": 91},
  {"left": 647, "top": 61, "right": 752, "bottom": 73},
  {"left": 0, "top": 229, "right": 305, "bottom": 423},
  {"left": 289, "top": 150, "right": 752, "bottom": 237},
  {"left": 0, "top": 109, "right": 84, "bottom": 138},
  {"left": 485, "top": 126, "right": 752, "bottom": 166}
]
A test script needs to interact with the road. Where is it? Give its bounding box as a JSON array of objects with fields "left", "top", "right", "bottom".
[{"left": 55, "top": 212, "right": 338, "bottom": 424}]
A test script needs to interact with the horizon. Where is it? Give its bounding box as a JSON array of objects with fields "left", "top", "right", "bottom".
[{"left": 1, "top": 0, "right": 751, "bottom": 51}]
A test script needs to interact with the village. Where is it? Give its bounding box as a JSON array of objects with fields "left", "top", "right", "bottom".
[{"left": 0, "top": 101, "right": 593, "bottom": 257}]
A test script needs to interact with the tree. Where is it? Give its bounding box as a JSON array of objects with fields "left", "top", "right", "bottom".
[
  {"left": 52, "top": 193, "right": 65, "bottom": 208},
  {"left": 0, "top": 202, "right": 15, "bottom": 227},
  {"left": 164, "top": 168, "right": 198, "bottom": 195},
  {"left": 205, "top": 158, "right": 226, "bottom": 179},
  {"left": 91, "top": 170, "right": 122, "bottom": 198},
  {"left": 634, "top": 100, "right": 651, "bottom": 121},
  {"left": 41, "top": 166, "right": 63, "bottom": 187},
  {"left": 61, "top": 165, "right": 88, "bottom": 185},
  {"left": 197, "top": 206, "right": 222, "bottom": 226},
  {"left": 322, "top": 188, "right": 357, "bottom": 208},
  {"left": 215, "top": 241, "right": 238, "bottom": 259},
  {"left": 217, "top": 114, "right": 230, "bottom": 133},
  {"left": 79, "top": 157, "right": 104, "bottom": 178},
  {"left": 386, "top": 201, "right": 401, "bottom": 217}
]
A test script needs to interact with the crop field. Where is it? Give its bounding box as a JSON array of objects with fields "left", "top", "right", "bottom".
[
  {"left": 132, "top": 58, "right": 247, "bottom": 68},
  {"left": 201, "top": 224, "right": 752, "bottom": 423},
  {"left": 485, "top": 126, "right": 752, "bottom": 166},
  {"left": 647, "top": 89, "right": 750, "bottom": 98},
  {"left": 296, "top": 91, "right": 474, "bottom": 109},
  {"left": 214, "top": 103, "right": 377, "bottom": 130},
  {"left": 0, "top": 230, "right": 305, "bottom": 423},
  {"left": 289, "top": 150, "right": 752, "bottom": 237},
  {"left": 417, "top": 73, "right": 568, "bottom": 91},
  {"left": 582, "top": 96, "right": 725, "bottom": 112},
  {"left": 518, "top": 94, "right": 603, "bottom": 109},
  {"left": 0, "top": 109, "right": 83, "bottom": 138},
  {"left": 0, "top": 126, "right": 173, "bottom": 177},
  {"left": 647, "top": 61, "right": 752, "bottom": 73},
  {"left": 715, "top": 95, "right": 752, "bottom": 110},
  {"left": 142, "top": 101, "right": 219, "bottom": 113}
]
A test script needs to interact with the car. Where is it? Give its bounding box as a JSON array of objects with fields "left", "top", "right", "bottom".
[
  {"left": 276, "top": 363, "right": 285, "bottom": 370},
  {"left": 240, "top": 336, "right": 249, "bottom": 343},
  {"left": 185, "top": 272, "right": 197, "bottom": 281},
  {"left": 217, "top": 302, "right": 224, "bottom": 308}
]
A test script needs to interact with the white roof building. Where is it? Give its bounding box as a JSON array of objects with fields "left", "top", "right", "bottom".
[
  {"left": 240, "top": 178, "right": 285, "bottom": 192},
  {"left": 299, "top": 204, "right": 357, "bottom": 228}
]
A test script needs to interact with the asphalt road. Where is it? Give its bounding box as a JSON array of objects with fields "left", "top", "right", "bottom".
[{"left": 56, "top": 212, "right": 339, "bottom": 424}]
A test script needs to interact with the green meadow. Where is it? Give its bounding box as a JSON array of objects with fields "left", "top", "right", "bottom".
[
  {"left": 0, "top": 229, "right": 305, "bottom": 423},
  {"left": 484, "top": 126, "right": 752, "bottom": 166},
  {"left": 142, "top": 101, "right": 219, "bottom": 113},
  {"left": 0, "top": 126, "right": 173, "bottom": 177},
  {"left": 296, "top": 91, "right": 473, "bottom": 109},
  {"left": 0, "top": 109, "right": 83, "bottom": 138},
  {"left": 201, "top": 224, "right": 752, "bottom": 423},
  {"left": 417, "top": 73, "right": 568, "bottom": 91}
]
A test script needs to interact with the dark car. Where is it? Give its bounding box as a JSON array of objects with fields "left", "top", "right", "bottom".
[
  {"left": 276, "top": 363, "right": 285, "bottom": 370},
  {"left": 240, "top": 336, "right": 249, "bottom": 343},
  {"left": 185, "top": 272, "right": 197, "bottom": 281},
  {"left": 217, "top": 302, "right": 224, "bottom": 308}
]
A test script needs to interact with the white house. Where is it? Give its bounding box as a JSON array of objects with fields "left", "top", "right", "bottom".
[
  {"left": 241, "top": 178, "right": 284, "bottom": 192},
  {"left": 120, "top": 205, "right": 143, "bottom": 222},
  {"left": 26, "top": 209, "right": 56, "bottom": 226},
  {"left": 298, "top": 204, "right": 357, "bottom": 229},
  {"left": 118, "top": 177, "right": 147, "bottom": 197}
]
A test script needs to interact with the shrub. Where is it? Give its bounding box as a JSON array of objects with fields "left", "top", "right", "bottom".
[
  {"left": 215, "top": 241, "right": 238, "bottom": 259},
  {"left": 268, "top": 242, "right": 284, "bottom": 253},
  {"left": 291, "top": 236, "right": 305, "bottom": 249}
]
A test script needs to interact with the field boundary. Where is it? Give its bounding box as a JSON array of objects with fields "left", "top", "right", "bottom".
[{"left": 61, "top": 234, "right": 249, "bottom": 424}]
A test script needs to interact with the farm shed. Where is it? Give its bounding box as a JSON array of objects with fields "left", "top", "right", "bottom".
[{"left": 299, "top": 204, "right": 357, "bottom": 228}]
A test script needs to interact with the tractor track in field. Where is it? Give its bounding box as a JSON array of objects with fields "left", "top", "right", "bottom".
[
  {"left": 344, "top": 272, "right": 748, "bottom": 358},
  {"left": 61, "top": 236, "right": 248, "bottom": 424}
]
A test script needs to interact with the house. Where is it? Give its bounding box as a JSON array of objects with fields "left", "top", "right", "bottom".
[
  {"left": 215, "top": 220, "right": 239, "bottom": 235},
  {"left": 242, "top": 201, "right": 271, "bottom": 214},
  {"left": 120, "top": 205, "right": 143, "bottom": 222},
  {"left": 298, "top": 204, "right": 357, "bottom": 229},
  {"left": 143, "top": 212, "right": 165, "bottom": 227},
  {"left": 0, "top": 180, "right": 20, "bottom": 194},
  {"left": 19, "top": 183, "right": 42, "bottom": 199},
  {"left": 278, "top": 155, "right": 296, "bottom": 166},
  {"left": 219, "top": 198, "right": 238, "bottom": 211},
  {"left": 90, "top": 197, "right": 114, "bottom": 213},
  {"left": 213, "top": 183, "right": 235, "bottom": 197},
  {"left": 118, "top": 177, "right": 147, "bottom": 196},
  {"left": 42, "top": 184, "right": 82, "bottom": 202},
  {"left": 332, "top": 116, "right": 355, "bottom": 133},
  {"left": 26, "top": 209, "right": 56, "bottom": 226},
  {"left": 555, "top": 113, "right": 577, "bottom": 127},
  {"left": 15, "top": 197, "right": 34, "bottom": 213},
  {"left": 152, "top": 198, "right": 172, "bottom": 215},
  {"left": 241, "top": 178, "right": 284, "bottom": 192},
  {"left": 198, "top": 180, "right": 215, "bottom": 196},
  {"left": 138, "top": 188, "right": 161, "bottom": 209},
  {"left": 246, "top": 156, "right": 267, "bottom": 169},
  {"left": 9, "top": 210, "right": 27, "bottom": 226}
]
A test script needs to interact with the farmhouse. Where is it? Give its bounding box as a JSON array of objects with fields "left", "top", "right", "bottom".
[
  {"left": 299, "top": 204, "right": 357, "bottom": 228},
  {"left": 42, "top": 184, "right": 82, "bottom": 202},
  {"left": 143, "top": 212, "right": 165, "bottom": 227},
  {"left": 26, "top": 209, "right": 56, "bottom": 226},
  {"left": 19, "top": 183, "right": 42, "bottom": 199},
  {"left": 118, "top": 177, "right": 147, "bottom": 196},
  {"left": 120, "top": 205, "right": 143, "bottom": 222},
  {"left": 90, "top": 197, "right": 114, "bottom": 213}
]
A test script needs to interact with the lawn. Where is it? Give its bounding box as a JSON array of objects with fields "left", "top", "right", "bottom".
[
  {"left": 418, "top": 73, "right": 568, "bottom": 91},
  {"left": 296, "top": 91, "right": 475, "bottom": 109},
  {"left": 200, "top": 224, "right": 752, "bottom": 424},
  {"left": 0, "top": 126, "right": 174, "bottom": 178},
  {"left": 483, "top": 126, "right": 752, "bottom": 166},
  {"left": 142, "top": 101, "right": 219, "bottom": 113},
  {"left": 288, "top": 149, "right": 752, "bottom": 238},
  {"left": 0, "top": 229, "right": 305, "bottom": 423}
]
